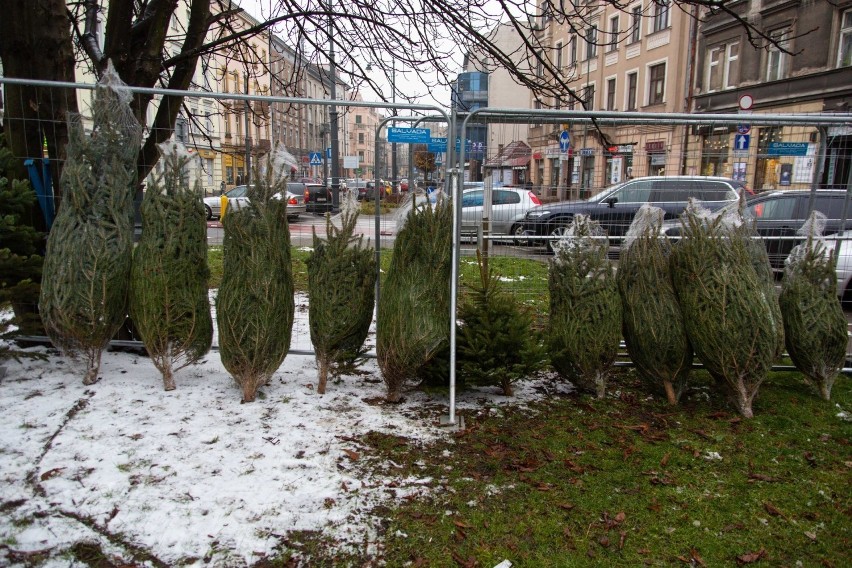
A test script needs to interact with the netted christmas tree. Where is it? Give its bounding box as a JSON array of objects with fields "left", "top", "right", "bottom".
[
  {"left": 40, "top": 63, "right": 142, "bottom": 384},
  {"left": 779, "top": 211, "right": 847, "bottom": 401},
  {"left": 377, "top": 195, "right": 452, "bottom": 402},
  {"left": 457, "top": 250, "right": 545, "bottom": 396},
  {"left": 129, "top": 144, "right": 212, "bottom": 390},
  {"left": 670, "top": 200, "right": 783, "bottom": 418},
  {"left": 217, "top": 149, "right": 296, "bottom": 402},
  {"left": 618, "top": 205, "right": 693, "bottom": 404},
  {"left": 548, "top": 215, "right": 621, "bottom": 398},
  {"left": 307, "top": 191, "right": 376, "bottom": 394}
]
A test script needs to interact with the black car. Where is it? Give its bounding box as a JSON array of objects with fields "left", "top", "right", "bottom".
[
  {"left": 663, "top": 189, "right": 852, "bottom": 271},
  {"left": 522, "top": 176, "right": 746, "bottom": 252},
  {"left": 302, "top": 183, "right": 335, "bottom": 214}
]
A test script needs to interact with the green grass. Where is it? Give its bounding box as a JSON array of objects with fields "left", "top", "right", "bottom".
[{"left": 344, "top": 370, "right": 851, "bottom": 567}]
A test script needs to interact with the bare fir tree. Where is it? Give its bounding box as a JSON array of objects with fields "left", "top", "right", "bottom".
[
  {"left": 40, "top": 63, "right": 143, "bottom": 384},
  {"left": 130, "top": 143, "right": 213, "bottom": 391}
]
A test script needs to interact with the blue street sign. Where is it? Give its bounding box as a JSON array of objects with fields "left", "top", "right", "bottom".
[
  {"left": 308, "top": 152, "right": 323, "bottom": 166},
  {"left": 768, "top": 142, "right": 810, "bottom": 156},
  {"left": 387, "top": 127, "right": 431, "bottom": 143},
  {"left": 327, "top": 147, "right": 332, "bottom": 158},
  {"left": 737, "top": 124, "right": 751, "bottom": 135},
  {"left": 428, "top": 137, "right": 448, "bottom": 153},
  {"left": 559, "top": 130, "right": 570, "bottom": 152},
  {"left": 734, "top": 134, "right": 750, "bottom": 151},
  {"left": 578, "top": 148, "right": 594, "bottom": 156}
]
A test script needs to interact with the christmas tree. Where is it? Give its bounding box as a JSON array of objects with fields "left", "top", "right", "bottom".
[
  {"left": 548, "top": 215, "right": 621, "bottom": 398},
  {"left": 216, "top": 149, "right": 295, "bottom": 402},
  {"left": 40, "top": 63, "right": 143, "bottom": 384},
  {"left": 779, "top": 211, "right": 847, "bottom": 401},
  {"left": 377, "top": 195, "right": 452, "bottom": 402},
  {"left": 618, "top": 205, "right": 693, "bottom": 404},
  {"left": 129, "top": 144, "right": 212, "bottom": 390},
  {"left": 457, "top": 250, "right": 545, "bottom": 395},
  {"left": 307, "top": 191, "right": 376, "bottom": 394}
]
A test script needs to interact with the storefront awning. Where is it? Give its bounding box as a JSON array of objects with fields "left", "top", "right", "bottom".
[{"left": 507, "top": 156, "right": 531, "bottom": 169}]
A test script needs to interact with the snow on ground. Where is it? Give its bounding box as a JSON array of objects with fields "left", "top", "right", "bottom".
[{"left": 0, "top": 294, "right": 569, "bottom": 566}]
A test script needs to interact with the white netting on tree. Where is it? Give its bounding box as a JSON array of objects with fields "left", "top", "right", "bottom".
[
  {"left": 785, "top": 211, "right": 829, "bottom": 280},
  {"left": 623, "top": 204, "right": 665, "bottom": 252}
]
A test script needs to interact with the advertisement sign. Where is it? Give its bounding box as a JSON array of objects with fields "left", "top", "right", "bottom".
[
  {"left": 388, "top": 127, "right": 431, "bottom": 143},
  {"left": 343, "top": 156, "right": 359, "bottom": 169}
]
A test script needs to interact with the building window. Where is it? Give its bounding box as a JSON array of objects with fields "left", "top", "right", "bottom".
[
  {"left": 585, "top": 26, "right": 598, "bottom": 60},
  {"left": 648, "top": 62, "right": 665, "bottom": 105},
  {"left": 537, "top": 50, "right": 544, "bottom": 77},
  {"left": 358, "top": 133, "right": 365, "bottom": 144},
  {"left": 556, "top": 41, "right": 563, "bottom": 70},
  {"left": 608, "top": 15, "right": 619, "bottom": 52},
  {"left": 355, "top": 114, "right": 362, "bottom": 124},
  {"left": 584, "top": 83, "right": 595, "bottom": 109},
  {"left": 766, "top": 29, "right": 789, "bottom": 81},
  {"left": 725, "top": 42, "right": 740, "bottom": 88},
  {"left": 626, "top": 72, "right": 638, "bottom": 110},
  {"left": 570, "top": 36, "right": 578, "bottom": 65},
  {"left": 839, "top": 10, "right": 852, "bottom": 67},
  {"left": 606, "top": 78, "right": 616, "bottom": 110},
  {"left": 630, "top": 5, "right": 642, "bottom": 43},
  {"left": 652, "top": 1, "right": 670, "bottom": 33}
]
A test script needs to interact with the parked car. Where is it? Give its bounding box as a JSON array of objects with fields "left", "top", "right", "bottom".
[
  {"left": 831, "top": 230, "right": 852, "bottom": 308},
  {"left": 203, "top": 185, "right": 306, "bottom": 220},
  {"left": 662, "top": 189, "right": 852, "bottom": 271},
  {"left": 522, "top": 176, "right": 747, "bottom": 253},
  {"left": 304, "top": 183, "right": 335, "bottom": 214},
  {"left": 461, "top": 187, "right": 542, "bottom": 243}
]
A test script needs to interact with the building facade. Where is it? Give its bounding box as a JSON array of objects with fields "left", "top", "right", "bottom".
[
  {"left": 529, "top": 0, "right": 696, "bottom": 199},
  {"left": 694, "top": 0, "right": 852, "bottom": 190}
]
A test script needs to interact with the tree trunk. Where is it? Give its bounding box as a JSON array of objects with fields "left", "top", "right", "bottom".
[
  {"left": 663, "top": 380, "right": 678, "bottom": 406},
  {"left": 0, "top": 0, "right": 79, "bottom": 207},
  {"left": 317, "top": 358, "right": 329, "bottom": 395}
]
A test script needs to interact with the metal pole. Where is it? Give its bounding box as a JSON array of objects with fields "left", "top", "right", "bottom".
[
  {"left": 328, "top": 0, "right": 340, "bottom": 208},
  {"left": 391, "top": 59, "right": 398, "bottom": 193},
  {"left": 244, "top": 73, "right": 252, "bottom": 185}
]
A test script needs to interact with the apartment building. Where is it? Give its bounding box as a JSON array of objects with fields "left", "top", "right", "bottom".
[
  {"left": 347, "top": 94, "right": 381, "bottom": 179},
  {"left": 529, "top": 1, "right": 696, "bottom": 199},
  {"left": 693, "top": 0, "right": 852, "bottom": 190}
]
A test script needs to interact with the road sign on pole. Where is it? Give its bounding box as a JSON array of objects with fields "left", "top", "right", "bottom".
[
  {"left": 309, "top": 152, "right": 323, "bottom": 166},
  {"left": 734, "top": 134, "right": 750, "bottom": 151},
  {"left": 559, "top": 130, "right": 570, "bottom": 152}
]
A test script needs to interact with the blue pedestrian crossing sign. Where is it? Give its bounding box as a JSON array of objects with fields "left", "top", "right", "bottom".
[
  {"left": 734, "top": 134, "right": 750, "bottom": 151},
  {"left": 309, "top": 152, "right": 323, "bottom": 166},
  {"left": 559, "top": 130, "right": 570, "bottom": 152}
]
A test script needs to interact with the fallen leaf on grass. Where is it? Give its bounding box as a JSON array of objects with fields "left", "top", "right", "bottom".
[
  {"left": 618, "top": 531, "right": 627, "bottom": 550},
  {"left": 690, "top": 548, "right": 707, "bottom": 566},
  {"left": 736, "top": 548, "right": 767, "bottom": 564},
  {"left": 660, "top": 452, "right": 671, "bottom": 467},
  {"left": 748, "top": 473, "right": 781, "bottom": 483},
  {"left": 763, "top": 502, "right": 788, "bottom": 520},
  {"left": 558, "top": 502, "right": 576, "bottom": 511},
  {"left": 805, "top": 531, "right": 817, "bottom": 541},
  {"left": 453, "top": 520, "right": 472, "bottom": 529},
  {"left": 614, "top": 511, "right": 626, "bottom": 524},
  {"left": 451, "top": 550, "right": 477, "bottom": 568},
  {"left": 342, "top": 449, "right": 360, "bottom": 461},
  {"left": 598, "top": 535, "right": 610, "bottom": 548},
  {"left": 804, "top": 451, "right": 817, "bottom": 466}
]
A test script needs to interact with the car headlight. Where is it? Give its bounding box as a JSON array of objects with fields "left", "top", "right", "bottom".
[{"left": 526, "top": 210, "right": 551, "bottom": 219}]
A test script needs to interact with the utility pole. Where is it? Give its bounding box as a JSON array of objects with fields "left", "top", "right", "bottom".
[
  {"left": 244, "top": 73, "right": 252, "bottom": 186},
  {"left": 328, "top": 0, "right": 340, "bottom": 208},
  {"left": 391, "top": 58, "right": 398, "bottom": 193}
]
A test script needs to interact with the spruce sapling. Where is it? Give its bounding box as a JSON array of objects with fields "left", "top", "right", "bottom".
[
  {"left": 129, "top": 143, "right": 212, "bottom": 390},
  {"left": 307, "top": 191, "right": 376, "bottom": 394},
  {"left": 548, "top": 215, "right": 621, "bottom": 398},
  {"left": 216, "top": 148, "right": 296, "bottom": 402},
  {"left": 618, "top": 205, "right": 692, "bottom": 404},
  {"left": 779, "top": 211, "right": 847, "bottom": 401},
  {"left": 40, "top": 62, "right": 142, "bottom": 384},
  {"left": 457, "top": 250, "right": 545, "bottom": 395}
]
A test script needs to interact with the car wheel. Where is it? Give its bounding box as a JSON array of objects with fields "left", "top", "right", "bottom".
[
  {"left": 510, "top": 224, "right": 526, "bottom": 246},
  {"left": 205, "top": 204, "right": 213, "bottom": 221},
  {"left": 547, "top": 223, "right": 571, "bottom": 254}
]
